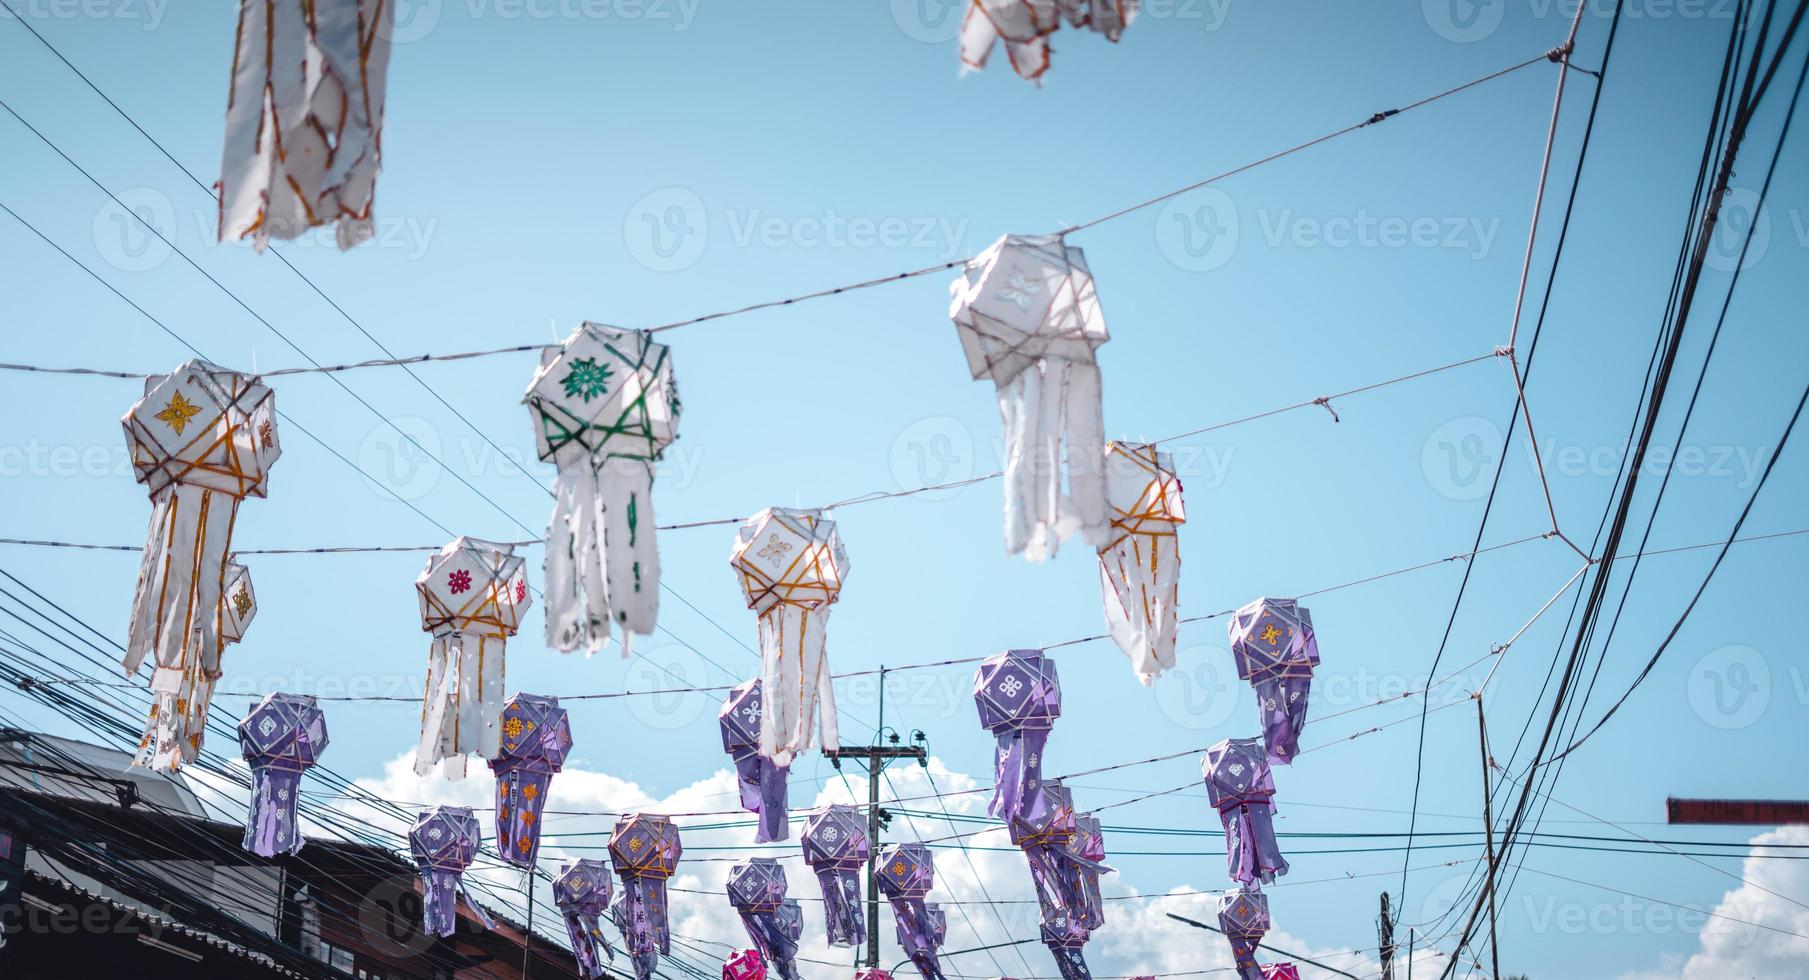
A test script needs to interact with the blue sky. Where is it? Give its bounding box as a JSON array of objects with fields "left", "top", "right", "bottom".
[{"left": 2, "top": 1, "right": 1808, "bottom": 977}]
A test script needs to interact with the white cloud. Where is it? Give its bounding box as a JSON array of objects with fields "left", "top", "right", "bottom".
[{"left": 1616, "top": 825, "right": 1809, "bottom": 980}]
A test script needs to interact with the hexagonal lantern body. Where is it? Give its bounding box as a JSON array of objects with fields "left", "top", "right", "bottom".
[
  {"left": 723, "top": 948, "right": 766, "bottom": 980},
  {"left": 854, "top": 971, "right": 894, "bottom": 980},
  {"left": 221, "top": 561, "right": 257, "bottom": 646},
  {"left": 720, "top": 679, "right": 764, "bottom": 760},
  {"left": 610, "top": 814, "right": 683, "bottom": 878},
  {"left": 525, "top": 323, "right": 680, "bottom": 468},
  {"left": 237, "top": 692, "right": 328, "bottom": 857},
  {"left": 949, "top": 235, "right": 1107, "bottom": 387},
  {"left": 417, "top": 536, "right": 531, "bottom": 636},
  {"left": 1260, "top": 965, "right": 1301, "bottom": 980},
  {"left": 124, "top": 360, "right": 280, "bottom": 500},
  {"left": 411, "top": 807, "right": 482, "bottom": 872},
  {"left": 1201, "top": 738, "right": 1275, "bottom": 808},
  {"left": 1039, "top": 911, "right": 1090, "bottom": 951},
  {"left": 553, "top": 858, "right": 615, "bottom": 912},
  {"left": 876, "top": 843, "right": 936, "bottom": 901},
  {"left": 730, "top": 508, "right": 848, "bottom": 613},
  {"left": 801, "top": 805, "right": 869, "bottom": 870},
  {"left": 727, "top": 858, "right": 788, "bottom": 915},
  {"left": 1227, "top": 598, "right": 1318, "bottom": 682},
  {"left": 1102, "top": 441, "right": 1185, "bottom": 529},
  {"left": 1217, "top": 887, "right": 1270, "bottom": 940}
]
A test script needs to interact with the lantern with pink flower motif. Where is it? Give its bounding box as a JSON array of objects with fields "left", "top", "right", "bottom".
[{"left": 414, "top": 537, "right": 529, "bottom": 779}]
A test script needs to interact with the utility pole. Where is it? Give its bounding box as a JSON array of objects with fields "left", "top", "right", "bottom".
[
  {"left": 1474, "top": 695, "right": 1500, "bottom": 980},
  {"left": 1378, "top": 893, "right": 1395, "bottom": 980},
  {"left": 824, "top": 665, "right": 927, "bottom": 969}
]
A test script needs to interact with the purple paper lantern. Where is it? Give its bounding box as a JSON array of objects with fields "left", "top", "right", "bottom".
[
  {"left": 973, "top": 649, "right": 1061, "bottom": 820},
  {"left": 1008, "top": 778, "right": 1081, "bottom": 922},
  {"left": 728, "top": 858, "right": 801, "bottom": 980},
  {"left": 1227, "top": 598, "right": 1320, "bottom": 765},
  {"left": 724, "top": 949, "right": 767, "bottom": 980},
  {"left": 490, "top": 693, "right": 572, "bottom": 868},
  {"left": 722, "top": 679, "right": 790, "bottom": 842},
  {"left": 610, "top": 813, "right": 682, "bottom": 980},
  {"left": 1201, "top": 738, "right": 1288, "bottom": 885},
  {"left": 409, "top": 807, "right": 491, "bottom": 938},
  {"left": 1040, "top": 911, "right": 1094, "bottom": 980},
  {"left": 800, "top": 804, "right": 868, "bottom": 948},
  {"left": 237, "top": 693, "right": 328, "bottom": 857},
  {"left": 1062, "top": 812, "right": 1109, "bottom": 932},
  {"left": 1217, "top": 886, "right": 1270, "bottom": 980},
  {"left": 554, "top": 859, "right": 617, "bottom": 979},
  {"left": 876, "top": 843, "right": 946, "bottom": 980},
  {"left": 896, "top": 900, "right": 948, "bottom": 979}
]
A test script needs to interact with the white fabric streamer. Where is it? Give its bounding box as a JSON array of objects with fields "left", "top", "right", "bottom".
[
  {"left": 218, "top": 0, "right": 394, "bottom": 251},
  {"left": 959, "top": 0, "right": 1139, "bottom": 81},
  {"left": 527, "top": 325, "right": 679, "bottom": 657},
  {"left": 123, "top": 362, "right": 279, "bottom": 771},
  {"left": 952, "top": 233, "right": 1110, "bottom": 561},
  {"left": 1098, "top": 441, "right": 1186, "bottom": 685},
  {"left": 415, "top": 537, "right": 529, "bottom": 780},
  {"left": 730, "top": 508, "right": 848, "bottom": 766}
]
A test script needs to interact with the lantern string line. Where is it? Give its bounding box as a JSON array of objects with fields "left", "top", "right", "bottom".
[
  {"left": 0, "top": 40, "right": 1548, "bottom": 371},
  {"left": 0, "top": 346, "right": 1506, "bottom": 547}
]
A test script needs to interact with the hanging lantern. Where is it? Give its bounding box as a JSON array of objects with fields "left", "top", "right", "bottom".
[
  {"left": 876, "top": 843, "right": 947, "bottom": 980},
  {"left": 1041, "top": 911, "right": 1094, "bottom": 980},
  {"left": 729, "top": 507, "right": 849, "bottom": 765},
  {"left": 722, "top": 678, "right": 790, "bottom": 842},
  {"left": 554, "top": 859, "right": 617, "bottom": 979},
  {"left": 1227, "top": 598, "right": 1320, "bottom": 766},
  {"left": 610, "top": 813, "right": 682, "bottom": 980},
  {"left": 724, "top": 948, "right": 767, "bottom": 980},
  {"left": 1201, "top": 738, "right": 1288, "bottom": 885},
  {"left": 959, "top": 0, "right": 1138, "bottom": 82},
  {"left": 123, "top": 360, "right": 279, "bottom": 771},
  {"left": 800, "top": 804, "right": 868, "bottom": 948},
  {"left": 525, "top": 323, "right": 680, "bottom": 656},
  {"left": 896, "top": 901, "right": 948, "bottom": 980},
  {"left": 950, "top": 233, "right": 1109, "bottom": 561},
  {"left": 1261, "top": 965, "right": 1300, "bottom": 980},
  {"left": 973, "top": 649, "right": 1062, "bottom": 820},
  {"left": 727, "top": 858, "right": 801, "bottom": 980},
  {"left": 414, "top": 537, "right": 529, "bottom": 780},
  {"left": 408, "top": 807, "right": 492, "bottom": 938},
  {"left": 1060, "top": 812, "right": 1110, "bottom": 933},
  {"left": 236, "top": 692, "right": 328, "bottom": 857},
  {"left": 1217, "top": 886, "right": 1270, "bottom": 980},
  {"left": 1097, "top": 441, "right": 1185, "bottom": 685},
  {"left": 489, "top": 693, "right": 572, "bottom": 867},
  {"left": 1008, "top": 779, "right": 1081, "bottom": 922},
  {"left": 219, "top": 0, "right": 394, "bottom": 249}
]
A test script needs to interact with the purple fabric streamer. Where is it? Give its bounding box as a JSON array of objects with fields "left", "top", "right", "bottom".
[
  {"left": 973, "top": 650, "right": 1062, "bottom": 820},
  {"left": 800, "top": 805, "right": 868, "bottom": 948},
  {"left": 1217, "top": 886, "right": 1270, "bottom": 980},
  {"left": 1009, "top": 780, "right": 1081, "bottom": 922},
  {"left": 1040, "top": 913, "right": 1094, "bottom": 980},
  {"left": 490, "top": 693, "right": 572, "bottom": 868},
  {"left": 1227, "top": 598, "right": 1320, "bottom": 766},
  {"left": 610, "top": 813, "right": 682, "bottom": 980},
  {"left": 1061, "top": 813, "right": 1110, "bottom": 932},
  {"left": 409, "top": 807, "right": 490, "bottom": 938},
  {"left": 611, "top": 893, "right": 656, "bottom": 980},
  {"left": 1201, "top": 738, "right": 1289, "bottom": 885},
  {"left": 876, "top": 843, "right": 947, "bottom": 980},
  {"left": 896, "top": 901, "right": 947, "bottom": 980},
  {"left": 554, "top": 859, "right": 617, "bottom": 979},
  {"left": 237, "top": 693, "right": 328, "bottom": 858},
  {"left": 727, "top": 858, "right": 801, "bottom": 980},
  {"left": 721, "top": 679, "right": 791, "bottom": 842}
]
